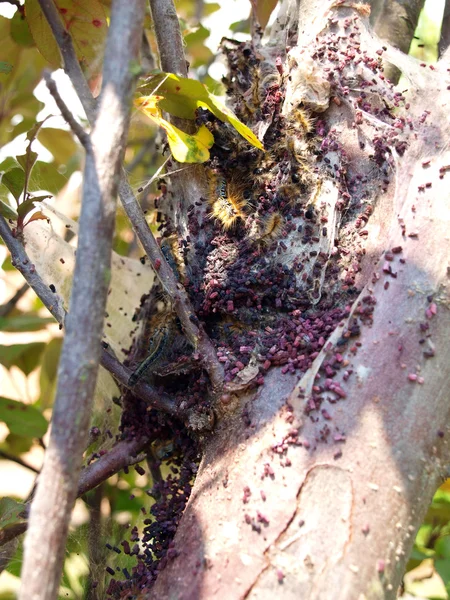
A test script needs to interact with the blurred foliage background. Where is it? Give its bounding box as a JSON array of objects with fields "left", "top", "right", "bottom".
[{"left": 0, "top": 0, "right": 449, "bottom": 598}]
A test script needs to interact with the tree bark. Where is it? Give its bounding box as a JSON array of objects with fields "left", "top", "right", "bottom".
[
  {"left": 150, "top": 2, "right": 450, "bottom": 599},
  {"left": 19, "top": 2, "right": 145, "bottom": 598}
]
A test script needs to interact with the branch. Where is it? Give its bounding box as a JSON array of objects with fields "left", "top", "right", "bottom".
[
  {"left": 99, "top": 349, "right": 181, "bottom": 415},
  {"left": 19, "top": 2, "right": 146, "bottom": 599},
  {"left": 0, "top": 203, "right": 179, "bottom": 416},
  {"left": 0, "top": 216, "right": 66, "bottom": 326},
  {"left": 148, "top": 0, "right": 188, "bottom": 77},
  {"left": 43, "top": 71, "right": 91, "bottom": 148},
  {"left": 0, "top": 282, "right": 29, "bottom": 318},
  {"left": 0, "top": 450, "right": 40, "bottom": 474},
  {"left": 37, "top": 0, "right": 96, "bottom": 124},
  {"left": 0, "top": 437, "right": 151, "bottom": 549},
  {"left": 78, "top": 436, "right": 150, "bottom": 496},
  {"left": 118, "top": 179, "right": 224, "bottom": 390},
  {"left": 38, "top": 0, "right": 223, "bottom": 391}
]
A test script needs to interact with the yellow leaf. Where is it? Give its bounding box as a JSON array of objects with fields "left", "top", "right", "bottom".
[
  {"left": 135, "top": 96, "right": 214, "bottom": 163},
  {"left": 161, "top": 122, "right": 214, "bottom": 163},
  {"left": 137, "top": 73, "right": 265, "bottom": 151},
  {"left": 134, "top": 95, "right": 162, "bottom": 119}
]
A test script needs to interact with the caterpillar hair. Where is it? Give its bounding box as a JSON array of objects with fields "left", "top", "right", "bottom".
[
  {"left": 208, "top": 173, "right": 248, "bottom": 230},
  {"left": 292, "top": 107, "right": 315, "bottom": 134},
  {"left": 256, "top": 212, "right": 284, "bottom": 244}
]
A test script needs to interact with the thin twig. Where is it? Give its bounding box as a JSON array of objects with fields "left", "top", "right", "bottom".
[
  {"left": 37, "top": 0, "right": 223, "bottom": 390},
  {"left": 126, "top": 137, "right": 154, "bottom": 173},
  {"left": 0, "top": 214, "right": 177, "bottom": 415},
  {"left": 84, "top": 485, "right": 104, "bottom": 600},
  {"left": 43, "top": 71, "right": 91, "bottom": 148},
  {"left": 78, "top": 436, "right": 150, "bottom": 495},
  {"left": 20, "top": 3, "right": 146, "bottom": 598},
  {"left": 148, "top": 0, "right": 188, "bottom": 77},
  {"left": 0, "top": 216, "right": 66, "bottom": 326},
  {"left": 0, "top": 282, "right": 29, "bottom": 318},
  {"left": 37, "top": 0, "right": 96, "bottom": 124},
  {"left": 0, "top": 450, "right": 40, "bottom": 474},
  {"left": 119, "top": 178, "right": 224, "bottom": 390},
  {"left": 0, "top": 437, "right": 152, "bottom": 549},
  {"left": 100, "top": 349, "right": 180, "bottom": 415}
]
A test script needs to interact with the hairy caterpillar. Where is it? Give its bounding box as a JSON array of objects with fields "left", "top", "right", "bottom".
[
  {"left": 291, "top": 107, "right": 315, "bottom": 134},
  {"left": 208, "top": 173, "right": 248, "bottom": 230},
  {"left": 259, "top": 212, "right": 284, "bottom": 243},
  {"left": 160, "top": 236, "right": 185, "bottom": 281},
  {"left": 249, "top": 212, "right": 284, "bottom": 244},
  {"left": 128, "top": 322, "right": 172, "bottom": 386}
]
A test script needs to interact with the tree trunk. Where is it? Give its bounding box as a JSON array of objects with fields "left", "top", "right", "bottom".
[{"left": 149, "top": 2, "right": 450, "bottom": 599}]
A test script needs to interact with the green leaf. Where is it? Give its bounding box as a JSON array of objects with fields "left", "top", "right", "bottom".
[
  {"left": 38, "top": 337, "right": 62, "bottom": 410},
  {"left": 3, "top": 432, "right": 33, "bottom": 455},
  {"left": 17, "top": 193, "right": 51, "bottom": 220},
  {"left": 0, "top": 342, "right": 46, "bottom": 375},
  {"left": 0, "top": 397, "right": 48, "bottom": 438},
  {"left": 184, "top": 24, "right": 210, "bottom": 45},
  {"left": 26, "top": 0, "right": 108, "bottom": 76},
  {"left": 38, "top": 127, "right": 79, "bottom": 166},
  {"left": 31, "top": 161, "right": 68, "bottom": 195},
  {"left": 203, "top": 2, "right": 220, "bottom": 16},
  {"left": 0, "top": 62, "right": 13, "bottom": 74},
  {"left": 164, "top": 123, "right": 214, "bottom": 163},
  {"left": 436, "top": 536, "right": 450, "bottom": 560},
  {"left": 0, "top": 315, "right": 54, "bottom": 332},
  {"left": 0, "top": 199, "right": 18, "bottom": 220},
  {"left": 230, "top": 18, "right": 250, "bottom": 34},
  {"left": 435, "top": 557, "right": 450, "bottom": 590},
  {"left": 0, "top": 497, "right": 26, "bottom": 529},
  {"left": 10, "top": 10, "right": 35, "bottom": 47},
  {"left": 17, "top": 196, "right": 37, "bottom": 219},
  {"left": 0, "top": 16, "right": 47, "bottom": 147},
  {"left": 135, "top": 97, "right": 215, "bottom": 163},
  {"left": 138, "top": 73, "right": 264, "bottom": 151},
  {"left": 16, "top": 150, "right": 38, "bottom": 175},
  {"left": 1, "top": 168, "right": 25, "bottom": 201},
  {"left": 0, "top": 157, "right": 20, "bottom": 173}
]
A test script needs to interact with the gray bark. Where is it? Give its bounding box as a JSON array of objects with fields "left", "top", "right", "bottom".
[
  {"left": 151, "top": 2, "right": 450, "bottom": 599},
  {"left": 19, "top": 2, "right": 145, "bottom": 598}
]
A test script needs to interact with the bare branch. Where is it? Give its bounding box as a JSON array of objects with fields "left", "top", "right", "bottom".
[
  {"left": 0, "top": 450, "right": 40, "bottom": 474},
  {"left": 119, "top": 179, "right": 224, "bottom": 390},
  {"left": 38, "top": 0, "right": 223, "bottom": 391},
  {"left": 78, "top": 436, "right": 150, "bottom": 496},
  {"left": 0, "top": 282, "right": 29, "bottom": 318},
  {"left": 99, "top": 349, "right": 180, "bottom": 415},
  {"left": 0, "top": 213, "right": 175, "bottom": 417},
  {"left": 19, "top": 2, "right": 146, "bottom": 598},
  {"left": 148, "top": 0, "right": 188, "bottom": 77},
  {"left": 43, "top": 71, "right": 91, "bottom": 148},
  {"left": 0, "top": 216, "right": 66, "bottom": 325},
  {"left": 37, "top": 0, "right": 97, "bottom": 123},
  {"left": 0, "top": 438, "right": 151, "bottom": 549},
  {"left": 3, "top": 221, "right": 177, "bottom": 418},
  {"left": 83, "top": 486, "right": 104, "bottom": 600}
]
